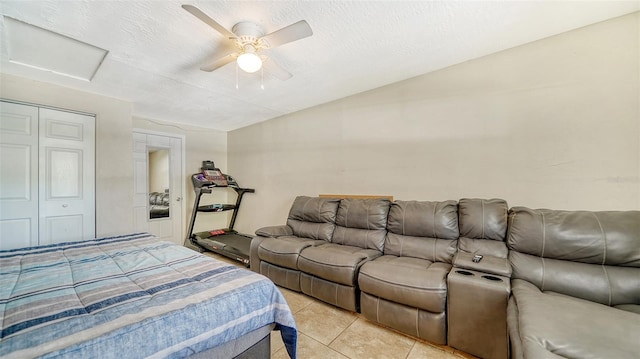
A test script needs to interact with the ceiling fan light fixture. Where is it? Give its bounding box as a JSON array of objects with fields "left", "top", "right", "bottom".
[
  {"left": 237, "top": 48, "right": 262, "bottom": 73},
  {"left": 183, "top": 6, "right": 311, "bottom": 80}
]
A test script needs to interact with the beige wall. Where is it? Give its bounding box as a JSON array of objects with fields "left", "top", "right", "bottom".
[
  {"left": 228, "top": 12, "right": 640, "bottom": 234},
  {"left": 0, "top": 73, "right": 134, "bottom": 237},
  {"left": 132, "top": 117, "right": 230, "bottom": 234}
]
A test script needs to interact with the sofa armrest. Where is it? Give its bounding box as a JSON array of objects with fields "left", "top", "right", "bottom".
[
  {"left": 255, "top": 225, "right": 293, "bottom": 237},
  {"left": 249, "top": 236, "right": 265, "bottom": 273},
  {"left": 453, "top": 252, "right": 512, "bottom": 277}
]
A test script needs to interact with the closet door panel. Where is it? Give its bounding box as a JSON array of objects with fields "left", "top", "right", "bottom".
[
  {"left": 47, "top": 148, "right": 82, "bottom": 198},
  {"left": 43, "top": 214, "right": 84, "bottom": 243},
  {"left": 39, "top": 108, "right": 95, "bottom": 245},
  {"left": 0, "top": 102, "right": 38, "bottom": 249}
]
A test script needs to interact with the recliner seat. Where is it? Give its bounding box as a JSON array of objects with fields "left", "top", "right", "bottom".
[
  {"left": 250, "top": 196, "right": 340, "bottom": 291},
  {"left": 297, "top": 198, "right": 390, "bottom": 312},
  {"left": 358, "top": 200, "right": 459, "bottom": 344}
]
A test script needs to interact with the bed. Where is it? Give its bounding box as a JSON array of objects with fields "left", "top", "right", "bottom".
[{"left": 0, "top": 233, "right": 297, "bottom": 358}]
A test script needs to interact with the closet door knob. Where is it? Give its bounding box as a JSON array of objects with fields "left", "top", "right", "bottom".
[{"left": 176, "top": 197, "right": 182, "bottom": 202}]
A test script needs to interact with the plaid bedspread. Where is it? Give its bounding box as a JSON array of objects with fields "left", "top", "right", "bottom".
[{"left": 0, "top": 233, "right": 297, "bottom": 358}]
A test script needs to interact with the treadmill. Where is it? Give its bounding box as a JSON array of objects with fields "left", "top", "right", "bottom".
[{"left": 184, "top": 161, "right": 255, "bottom": 267}]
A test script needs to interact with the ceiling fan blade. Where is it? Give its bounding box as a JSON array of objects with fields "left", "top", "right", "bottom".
[
  {"left": 182, "top": 4, "right": 236, "bottom": 39},
  {"left": 260, "top": 20, "right": 312, "bottom": 48},
  {"left": 263, "top": 58, "right": 292, "bottom": 81},
  {"left": 200, "top": 52, "right": 237, "bottom": 72}
]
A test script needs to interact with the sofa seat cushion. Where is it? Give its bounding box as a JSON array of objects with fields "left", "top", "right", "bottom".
[
  {"left": 358, "top": 255, "right": 451, "bottom": 313},
  {"left": 510, "top": 279, "right": 640, "bottom": 359},
  {"left": 258, "top": 236, "right": 325, "bottom": 270},
  {"left": 298, "top": 243, "right": 381, "bottom": 286}
]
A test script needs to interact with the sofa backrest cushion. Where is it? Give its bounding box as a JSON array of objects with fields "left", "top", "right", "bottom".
[
  {"left": 507, "top": 207, "right": 640, "bottom": 305},
  {"left": 149, "top": 192, "right": 170, "bottom": 206},
  {"left": 285, "top": 196, "right": 340, "bottom": 241},
  {"left": 331, "top": 198, "right": 390, "bottom": 252},
  {"left": 458, "top": 198, "right": 509, "bottom": 258},
  {"left": 384, "top": 200, "right": 459, "bottom": 263}
]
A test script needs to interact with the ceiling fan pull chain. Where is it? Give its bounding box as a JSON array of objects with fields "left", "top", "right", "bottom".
[
  {"left": 261, "top": 67, "right": 265, "bottom": 90},
  {"left": 235, "top": 63, "right": 239, "bottom": 89}
]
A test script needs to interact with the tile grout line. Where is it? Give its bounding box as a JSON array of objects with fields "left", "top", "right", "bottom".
[
  {"left": 294, "top": 296, "right": 314, "bottom": 314},
  {"left": 299, "top": 332, "right": 349, "bottom": 358},
  {"left": 271, "top": 344, "right": 284, "bottom": 358},
  {"left": 328, "top": 314, "right": 358, "bottom": 347},
  {"left": 405, "top": 340, "right": 417, "bottom": 359},
  {"left": 326, "top": 315, "right": 361, "bottom": 358}
]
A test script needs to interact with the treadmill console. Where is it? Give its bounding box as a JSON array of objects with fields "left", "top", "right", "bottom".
[{"left": 192, "top": 160, "right": 238, "bottom": 188}]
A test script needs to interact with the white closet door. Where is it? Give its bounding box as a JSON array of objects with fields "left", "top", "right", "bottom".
[
  {"left": 38, "top": 108, "right": 95, "bottom": 244},
  {"left": 0, "top": 102, "right": 39, "bottom": 249}
]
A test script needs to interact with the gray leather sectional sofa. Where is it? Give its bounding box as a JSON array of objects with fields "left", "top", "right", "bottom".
[{"left": 250, "top": 196, "right": 639, "bottom": 358}]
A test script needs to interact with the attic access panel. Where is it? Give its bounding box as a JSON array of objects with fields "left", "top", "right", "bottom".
[{"left": 3, "top": 16, "right": 108, "bottom": 81}]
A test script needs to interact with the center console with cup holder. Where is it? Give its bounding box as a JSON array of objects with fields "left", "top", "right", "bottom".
[{"left": 447, "top": 198, "right": 511, "bottom": 359}]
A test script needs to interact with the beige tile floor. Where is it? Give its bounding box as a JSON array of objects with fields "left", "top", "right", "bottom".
[{"left": 205, "top": 253, "right": 476, "bottom": 359}]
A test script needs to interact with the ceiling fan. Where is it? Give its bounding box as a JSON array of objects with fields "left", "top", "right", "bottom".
[{"left": 182, "top": 4, "right": 313, "bottom": 80}]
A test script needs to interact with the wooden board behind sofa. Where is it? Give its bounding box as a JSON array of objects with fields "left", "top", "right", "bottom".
[{"left": 319, "top": 194, "right": 394, "bottom": 201}]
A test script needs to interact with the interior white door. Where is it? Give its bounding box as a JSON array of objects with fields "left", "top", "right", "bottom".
[
  {"left": 132, "top": 131, "right": 184, "bottom": 245},
  {"left": 38, "top": 108, "right": 95, "bottom": 245},
  {"left": 0, "top": 102, "right": 39, "bottom": 249}
]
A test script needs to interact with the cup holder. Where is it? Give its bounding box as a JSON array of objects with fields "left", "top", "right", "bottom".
[
  {"left": 482, "top": 275, "right": 503, "bottom": 282},
  {"left": 455, "top": 270, "right": 474, "bottom": 276}
]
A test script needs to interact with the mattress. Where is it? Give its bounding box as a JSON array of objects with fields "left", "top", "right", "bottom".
[{"left": 0, "top": 233, "right": 297, "bottom": 358}]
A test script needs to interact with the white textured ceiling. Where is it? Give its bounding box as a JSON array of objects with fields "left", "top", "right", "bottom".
[{"left": 0, "top": 1, "right": 638, "bottom": 131}]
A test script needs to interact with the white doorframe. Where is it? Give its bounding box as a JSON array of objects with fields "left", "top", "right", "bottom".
[{"left": 132, "top": 129, "right": 186, "bottom": 244}]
